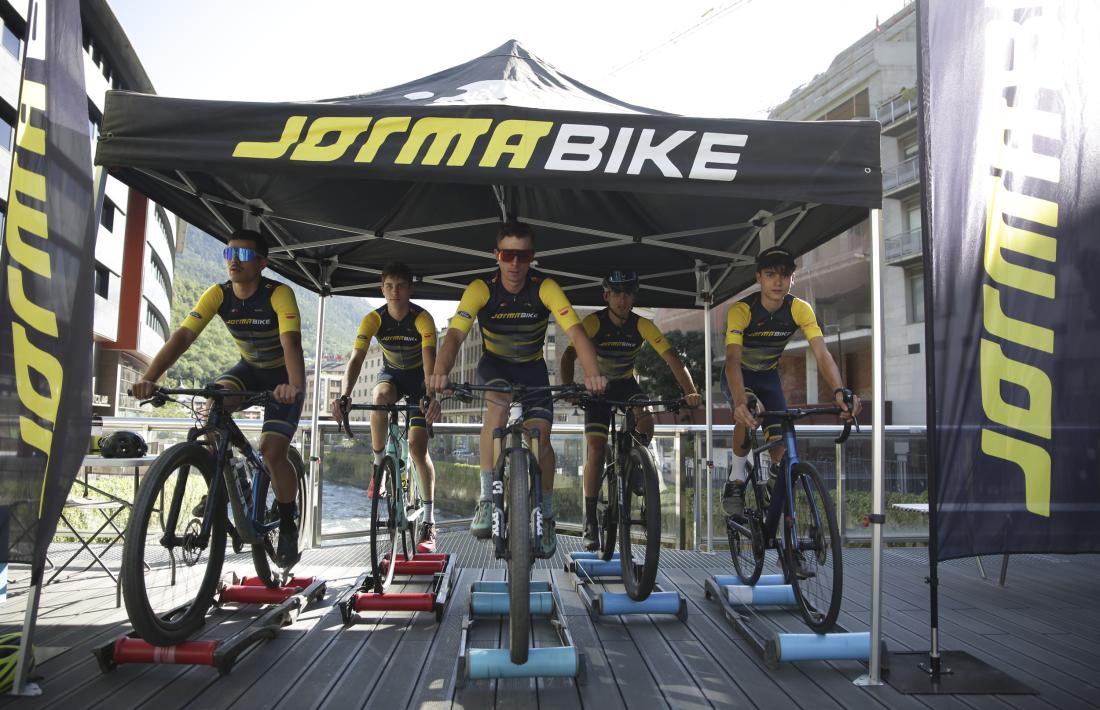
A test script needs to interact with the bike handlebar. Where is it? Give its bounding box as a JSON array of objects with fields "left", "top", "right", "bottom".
[
  {"left": 577, "top": 394, "right": 686, "bottom": 411},
  {"left": 130, "top": 384, "right": 276, "bottom": 409},
  {"left": 336, "top": 395, "right": 433, "bottom": 440},
  {"left": 447, "top": 381, "right": 584, "bottom": 404},
  {"left": 745, "top": 393, "right": 859, "bottom": 445}
]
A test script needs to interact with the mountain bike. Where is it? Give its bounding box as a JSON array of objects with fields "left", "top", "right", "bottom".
[
  {"left": 578, "top": 393, "right": 684, "bottom": 601},
  {"left": 449, "top": 381, "right": 582, "bottom": 665},
  {"left": 122, "top": 385, "right": 307, "bottom": 646},
  {"left": 726, "top": 395, "right": 855, "bottom": 632},
  {"left": 337, "top": 396, "right": 426, "bottom": 594}
]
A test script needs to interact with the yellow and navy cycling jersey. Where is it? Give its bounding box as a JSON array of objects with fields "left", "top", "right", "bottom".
[
  {"left": 181, "top": 277, "right": 301, "bottom": 369},
  {"left": 448, "top": 269, "right": 581, "bottom": 363},
  {"left": 582, "top": 308, "right": 671, "bottom": 381},
  {"left": 354, "top": 303, "right": 437, "bottom": 371},
  {"left": 725, "top": 293, "right": 823, "bottom": 372}
]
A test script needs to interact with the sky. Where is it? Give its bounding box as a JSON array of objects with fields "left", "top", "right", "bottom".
[{"left": 108, "top": 0, "right": 909, "bottom": 319}]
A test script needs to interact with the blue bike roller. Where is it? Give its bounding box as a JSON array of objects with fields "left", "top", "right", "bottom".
[
  {"left": 724, "top": 584, "right": 796, "bottom": 607},
  {"left": 471, "top": 581, "right": 551, "bottom": 594},
  {"left": 713, "top": 574, "right": 785, "bottom": 587},
  {"left": 569, "top": 551, "right": 619, "bottom": 561},
  {"left": 599, "top": 591, "right": 682, "bottom": 616},
  {"left": 574, "top": 559, "right": 622, "bottom": 578},
  {"left": 470, "top": 591, "right": 554, "bottom": 616},
  {"left": 768, "top": 632, "right": 871, "bottom": 664},
  {"left": 466, "top": 647, "right": 578, "bottom": 679}
]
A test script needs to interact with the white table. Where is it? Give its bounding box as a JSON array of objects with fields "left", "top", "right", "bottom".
[{"left": 890, "top": 502, "right": 1010, "bottom": 585}]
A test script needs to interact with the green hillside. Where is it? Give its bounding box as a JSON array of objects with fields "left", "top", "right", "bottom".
[{"left": 166, "top": 226, "right": 377, "bottom": 385}]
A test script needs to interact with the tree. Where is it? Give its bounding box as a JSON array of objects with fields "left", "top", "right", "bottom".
[{"left": 634, "top": 330, "right": 707, "bottom": 399}]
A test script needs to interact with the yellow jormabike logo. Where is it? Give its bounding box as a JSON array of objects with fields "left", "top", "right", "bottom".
[
  {"left": 231, "top": 116, "right": 749, "bottom": 182},
  {"left": 6, "top": 79, "right": 63, "bottom": 514},
  {"left": 977, "top": 9, "right": 1059, "bottom": 518}
]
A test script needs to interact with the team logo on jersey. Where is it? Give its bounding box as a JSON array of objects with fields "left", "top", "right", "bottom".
[
  {"left": 559, "top": 307, "right": 570, "bottom": 317},
  {"left": 457, "top": 310, "right": 472, "bottom": 319},
  {"left": 190, "top": 311, "right": 203, "bottom": 319}
]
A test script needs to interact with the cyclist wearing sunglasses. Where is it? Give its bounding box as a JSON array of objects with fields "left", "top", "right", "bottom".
[
  {"left": 560, "top": 270, "right": 703, "bottom": 550},
  {"left": 330, "top": 261, "right": 442, "bottom": 552},
  {"left": 132, "top": 229, "right": 306, "bottom": 567},
  {"left": 428, "top": 221, "right": 606, "bottom": 555}
]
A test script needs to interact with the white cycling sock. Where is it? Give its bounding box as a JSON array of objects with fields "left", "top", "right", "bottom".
[
  {"left": 373, "top": 448, "right": 384, "bottom": 465},
  {"left": 479, "top": 469, "right": 493, "bottom": 501},
  {"left": 423, "top": 500, "right": 435, "bottom": 523},
  {"left": 728, "top": 453, "right": 749, "bottom": 484}
]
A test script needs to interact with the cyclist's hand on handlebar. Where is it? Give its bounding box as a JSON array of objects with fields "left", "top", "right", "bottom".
[
  {"left": 834, "top": 388, "right": 861, "bottom": 422},
  {"left": 273, "top": 383, "right": 300, "bottom": 405},
  {"left": 331, "top": 396, "right": 349, "bottom": 424},
  {"left": 584, "top": 373, "right": 607, "bottom": 395},
  {"left": 684, "top": 392, "right": 703, "bottom": 409},
  {"left": 733, "top": 400, "right": 758, "bottom": 429},
  {"left": 421, "top": 396, "right": 442, "bottom": 424},
  {"left": 131, "top": 380, "right": 158, "bottom": 400},
  {"left": 426, "top": 373, "right": 450, "bottom": 396}
]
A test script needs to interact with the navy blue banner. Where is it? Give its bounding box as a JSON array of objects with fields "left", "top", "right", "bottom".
[
  {"left": 0, "top": 0, "right": 96, "bottom": 580},
  {"left": 920, "top": 1, "right": 1100, "bottom": 559}
]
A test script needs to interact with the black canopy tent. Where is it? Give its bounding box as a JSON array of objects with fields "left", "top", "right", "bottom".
[{"left": 94, "top": 41, "right": 887, "bottom": 678}]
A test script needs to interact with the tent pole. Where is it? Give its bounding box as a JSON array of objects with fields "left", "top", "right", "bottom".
[
  {"left": 11, "top": 582, "right": 42, "bottom": 696},
  {"left": 306, "top": 263, "right": 332, "bottom": 550},
  {"left": 696, "top": 261, "right": 714, "bottom": 553},
  {"left": 856, "top": 208, "right": 886, "bottom": 687}
]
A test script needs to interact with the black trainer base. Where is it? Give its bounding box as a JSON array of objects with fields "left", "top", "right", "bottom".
[{"left": 887, "top": 651, "right": 1037, "bottom": 694}]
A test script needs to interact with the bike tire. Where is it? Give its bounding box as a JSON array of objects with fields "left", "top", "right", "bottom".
[
  {"left": 619, "top": 446, "right": 661, "bottom": 601},
  {"left": 729, "top": 477, "right": 766, "bottom": 585},
  {"left": 251, "top": 447, "right": 308, "bottom": 586},
  {"left": 598, "top": 463, "right": 618, "bottom": 562},
  {"left": 122, "top": 442, "right": 226, "bottom": 646},
  {"left": 783, "top": 463, "right": 843, "bottom": 632},
  {"left": 507, "top": 441, "right": 531, "bottom": 665},
  {"left": 402, "top": 460, "right": 423, "bottom": 560},
  {"left": 370, "top": 457, "right": 400, "bottom": 592}
]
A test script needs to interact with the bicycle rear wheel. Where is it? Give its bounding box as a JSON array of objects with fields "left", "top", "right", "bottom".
[
  {"left": 252, "top": 447, "right": 308, "bottom": 586},
  {"left": 598, "top": 464, "right": 617, "bottom": 562},
  {"left": 122, "top": 442, "right": 226, "bottom": 646},
  {"left": 402, "top": 460, "right": 423, "bottom": 559},
  {"left": 507, "top": 442, "right": 531, "bottom": 665},
  {"left": 728, "top": 480, "right": 765, "bottom": 585},
  {"left": 619, "top": 446, "right": 661, "bottom": 600},
  {"left": 370, "top": 457, "right": 400, "bottom": 592},
  {"left": 783, "top": 463, "right": 843, "bottom": 632}
]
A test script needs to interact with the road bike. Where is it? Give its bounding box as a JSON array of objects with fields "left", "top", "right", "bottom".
[{"left": 122, "top": 385, "right": 306, "bottom": 646}]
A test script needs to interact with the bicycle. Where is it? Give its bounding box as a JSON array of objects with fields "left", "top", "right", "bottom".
[
  {"left": 447, "top": 381, "right": 582, "bottom": 665},
  {"left": 577, "top": 393, "right": 684, "bottom": 601},
  {"left": 121, "top": 385, "right": 307, "bottom": 646},
  {"left": 726, "top": 395, "right": 855, "bottom": 632},
  {"left": 337, "top": 396, "right": 427, "bottom": 594}
]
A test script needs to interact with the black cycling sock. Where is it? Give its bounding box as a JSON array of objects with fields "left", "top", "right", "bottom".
[
  {"left": 585, "top": 496, "right": 597, "bottom": 524},
  {"left": 278, "top": 500, "right": 298, "bottom": 526}
]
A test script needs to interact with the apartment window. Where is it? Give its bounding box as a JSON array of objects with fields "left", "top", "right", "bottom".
[
  {"left": 900, "top": 133, "right": 919, "bottom": 161},
  {"left": 820, "top": 88, "right": 870, "bottom": 120},
  {"left": 94, "top": 264, "right": 109, "bottom": 298},
  {"left": 906, "top": 269, "right": 925, "bottom": 324},
  {"left": 0, "top": 114, "right": 11, "bottom": 151},
  {"left": 101, "top": 198, "right": 115, "bottom": 231},
  {"left": 904, "top": 200, "right": 922, "bottom": 233},
  {"left": 2, "top": 21, "right": 20, "bottom": 58},
  {"left": 145, "top": 305, "right": 169, "bottom": 340},
  {"left": 149, "top": 251, "right": 171, "bottom": 296}
]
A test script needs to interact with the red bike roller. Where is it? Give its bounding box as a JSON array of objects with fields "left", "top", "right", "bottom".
[
  {"left": 352, "top": 592, "right": 435, "bottom": 612},
  {"left": 112, "top": 638, "right": 218, "bottom": 666},
  {"left": 405, "top": 553, "right": 448, "bottom": 562},
  {"left": 220, "top": 584, "right": 298, "bottom": 605},
  {"left": 380, "top": 559, "right": 447, "bottom": 575},
  {"left": 239, "top": 576, "right": 317, "bottom": 588}
]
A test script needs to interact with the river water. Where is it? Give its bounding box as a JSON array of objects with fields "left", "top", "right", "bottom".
[{"left": 321, "top": 480, "right": 464, "bottom": 536}]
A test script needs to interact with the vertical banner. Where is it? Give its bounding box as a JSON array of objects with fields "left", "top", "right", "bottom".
[
  {"left": 0, "top": 0, "right": 96, "bottom": 581},
  {"left": 920, "top": 1, "right": 1100, "bottom": 559}
]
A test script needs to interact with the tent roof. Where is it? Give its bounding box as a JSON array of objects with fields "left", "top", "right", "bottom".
[{"left": 95, "top": 40, "right": 882, "bottom": 308}]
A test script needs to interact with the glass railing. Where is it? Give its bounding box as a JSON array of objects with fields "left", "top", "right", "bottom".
[
  {"left": 875, "top": 92, "right": 918, "bottom": 126},
  {"left": 885, "top": 227, "right": 923, "bottom": 263},
  {"left": 883, "top": 155, "right": 920, "bottom": 193},
  {"left": 99, "top": 417, "right": 933, "bottom": 550}
]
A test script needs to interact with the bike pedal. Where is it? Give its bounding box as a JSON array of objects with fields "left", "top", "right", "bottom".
[{"left": 227, "top": 525, "right": 245, "bottom": 554}]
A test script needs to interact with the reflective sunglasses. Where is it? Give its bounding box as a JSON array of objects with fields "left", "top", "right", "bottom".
[
  {"left": 223, "top": 246, "right": 259, "bottom": 262},
  {"left": 606, "top": 270, "right": 639, "bottom": 292},
  {"left": 496, "top": 248, "right": 535, "bottom": 264}
]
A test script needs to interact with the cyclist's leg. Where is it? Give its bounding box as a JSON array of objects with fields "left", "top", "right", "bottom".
[
  {"left": 372, "top": 375, "right": 399, "bottom": 460},
  {"left": 398, "top": 370, "right": 437, "bottom": 548},
  {"left": 721, "top": 368, "right": 752, "bottom": 517},
  {"left": 749, "top": 369, "right": 787, "bottom": 468},
  {"left": 582, "top": 399, "right": 609, "bottom": 550},
  {"left": 517, "top": 361, "right": 556, "bottom": 555},
  {"left": 258, "top": 367, "right": 304, "bottom": 566},
  {"left": 473, "top": 355, "right": 509, "bottom": 537}
]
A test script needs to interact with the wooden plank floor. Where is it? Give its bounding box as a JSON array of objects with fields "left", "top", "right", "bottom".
[{"left": 2, "top": 535, "right": 1097, "bottom": 709}]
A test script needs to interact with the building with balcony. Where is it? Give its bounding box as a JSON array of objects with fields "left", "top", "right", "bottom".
[{"left": 0, "top": 0, "right": 185, "bottom": 417}]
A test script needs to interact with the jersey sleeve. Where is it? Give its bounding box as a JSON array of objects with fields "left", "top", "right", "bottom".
[
  {"left": 538, "top": 278, "right": 581, "bottom": 331},
  {"left": 180, "top": 284, "right": 223, "bottom": 336},
  {"left": 270, "top": 284, "right": 301, "bottom": 334},
  {"left": 581, "top": 312, "right": 600, "bottom": 339},
  {"left": 792, "top": 298, "right": 823, "bottom": 341},
  {"left": 415, "top": 310, "right": 437, "bottom": 348},
  {"left": 638, "top": 317, "right": 672, "bottom": 356},
  {"left": 448, "top": 279, "right": 490, "bottom": 334},
  {"left": 724, "top": 302, "right": 751, "bottom": 346},
  {"left": 354, "top": 311, "right": 382, "bottom": 351}
]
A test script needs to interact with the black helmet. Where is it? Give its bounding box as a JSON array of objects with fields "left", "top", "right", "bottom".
[
  {"left": 99, "top": 431, "right": 148, "bottom": 458},
  {"left": 602, "top": 270, "right": 639, "bottom": 293}
]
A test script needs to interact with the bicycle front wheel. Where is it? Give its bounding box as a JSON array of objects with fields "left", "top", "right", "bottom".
[
  {"left": 370, "top": 457, "right": 400, "bottom": 592},
  {"left": 401, "top": 460, "right": 423, "bottom": 559},
  {"left": 619, "top": 446, "right": 661, "bottom": 600},
  {"left": 507, "top": 443, "right": 531, "bottom": 665},
  {"left": 729, "top": 478, "right": 766, "bottom": 585},
  {"left": 122, "top": 442, "right": 226, "bottom": 646},
  {"left": 783, "top": 463, "right": 843, "bottom": 632},
  {"left": 598, "top": 463, "right": 617, "bottom": 561},
  {"left": 252, "top": 446, "right": 308, "bottom": 586}
]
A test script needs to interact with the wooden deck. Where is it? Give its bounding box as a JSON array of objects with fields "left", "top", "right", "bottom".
[{"left": 2, "top": 534, "right": 1098, "bottom": 709}]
